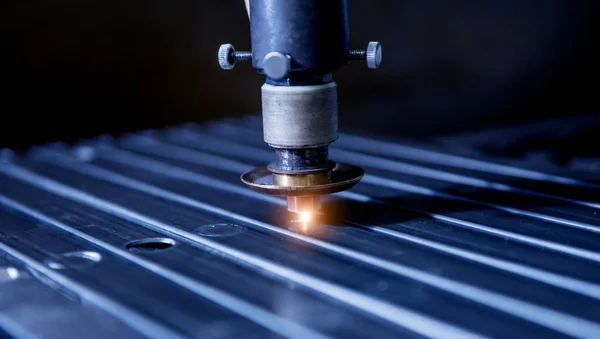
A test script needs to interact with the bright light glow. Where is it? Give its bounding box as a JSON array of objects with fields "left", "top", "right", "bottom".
[
  {"left": 6, "top": 267, "right": 19, "bottom": 280},
  {"left": 299, "top": 212, "right": 313, "bottom": 223}
]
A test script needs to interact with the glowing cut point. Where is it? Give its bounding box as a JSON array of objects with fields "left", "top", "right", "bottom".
[
  {"left": 298, "top": 212, "right": 314, "bottom": 233},
  {"left": 299, "top": 212, "right": 313, "bottom": 224},
  {"left": 7, "top": 267, "right": 19, "bottom": 280}
]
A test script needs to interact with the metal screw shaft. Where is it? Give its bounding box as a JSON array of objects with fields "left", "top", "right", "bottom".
[
  {"left": 218, "top": 44, "right": 251, "bottom": 70},
  {"left": 233, "top": 51, "right": 252, "bottom": 61},
  {"left": 348, "top": 49, "right": 367, "bottom": 60},
  {"left": 349, "top": 42, "right": 382, "bottom": 69}
]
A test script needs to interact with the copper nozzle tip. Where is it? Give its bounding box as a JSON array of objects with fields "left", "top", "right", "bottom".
[{"left": 287, "top": 196, "right": 321, "bottom": 214}]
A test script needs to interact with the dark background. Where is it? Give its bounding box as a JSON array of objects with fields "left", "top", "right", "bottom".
[{"left": 2, "top": 0, "right": 599, "bottom": 150}]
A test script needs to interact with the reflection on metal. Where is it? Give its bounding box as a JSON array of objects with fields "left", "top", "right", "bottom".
[
  {"left": 1, "top": 117, "right": 600, "bottom": 338},
  {"left": 0, "top": 267, "right": 20, "bottom": 283},
  {"left": 45, "top": 251, "right": 103, "bottom": 270},
  {"left": 288, "top": 212, "right": 316, "bottom": 234},
  {"left": 195, "top": 224, "right": 246, "bottom": 237}
]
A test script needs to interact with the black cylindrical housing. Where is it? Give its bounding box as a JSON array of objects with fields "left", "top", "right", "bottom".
[{"left": 249, "top": 0, "right": 350, "bottom": 77}]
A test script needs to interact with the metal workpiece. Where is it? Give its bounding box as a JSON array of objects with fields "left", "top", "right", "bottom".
[
  {"left": 261, "top": 82, "right": 338, "bottom": 148},
  {"left": 4, "top": 117, "right": 600, "bottom": 338}
]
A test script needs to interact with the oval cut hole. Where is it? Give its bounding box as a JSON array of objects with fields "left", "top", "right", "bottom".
[
  {"left": 63, "top": 251, "right": 103, "bottom": 262},
  {"left": 45, "top": 251, "right": 103, "bottom": 270},
  {"left": 195, "top": 224, "right": 245, "bottom": 237},
  {"left": 126, "top": 237, "right": 176, "bottom": 252}
]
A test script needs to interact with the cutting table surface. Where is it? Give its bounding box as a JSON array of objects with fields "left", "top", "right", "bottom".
[{"left": 1, "top": 117, "right": 600, "bottom": 338}]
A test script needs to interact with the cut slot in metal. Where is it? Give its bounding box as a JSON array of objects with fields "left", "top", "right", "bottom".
[{"left": 126, "top": 238, "right": 176, "bottom": 253}]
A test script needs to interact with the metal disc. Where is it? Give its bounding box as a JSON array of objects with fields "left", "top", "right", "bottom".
[{"left": 241, "top": 163, "right": 364, "bottom": 196}]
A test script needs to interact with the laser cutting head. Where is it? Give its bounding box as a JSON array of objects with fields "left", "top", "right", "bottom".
[{"left": 218, "top": 0, "right": 381, "bottom": 214}]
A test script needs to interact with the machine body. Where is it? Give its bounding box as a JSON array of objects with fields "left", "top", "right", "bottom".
[{"left": 218, "top": 0, "right": 381, "bottom": 214}]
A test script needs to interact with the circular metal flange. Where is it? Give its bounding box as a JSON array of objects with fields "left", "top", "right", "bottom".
[{"left": 241, "top": 163, "right": 364, "bottom": 196}]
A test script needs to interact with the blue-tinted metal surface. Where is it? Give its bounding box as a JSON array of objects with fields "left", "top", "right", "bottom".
[{"left": 1, "top": 116, "right": 600, "bottom": 338}]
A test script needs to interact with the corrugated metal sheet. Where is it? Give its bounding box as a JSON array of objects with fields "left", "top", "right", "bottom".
[{"left": 1, "top": 117, "right": 600, "bottom": 338}]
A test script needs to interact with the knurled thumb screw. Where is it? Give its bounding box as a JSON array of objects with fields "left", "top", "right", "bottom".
[
  {"left": 218, "top": 44, "right": 252, "bottom": 70},
  {"left": 349, "top": 41, "right": 382, "bottom": 69}
]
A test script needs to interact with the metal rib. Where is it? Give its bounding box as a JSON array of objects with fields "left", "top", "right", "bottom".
[
  {"left": 0, "top": 195, "right": 330, "bottom": 339},
  {"left": 210, "top": 119, "right": 600, "bottom": 189},
  {"left": 330, "top": 150, "right": 600, "bottom": 231},
  {"left": 348, "top": 214, "right": 600, "bottom": 298},
  {"left": 0, "top": 315, "right": 41, "bottom": 339},
  {"left": 0, "top": 242, "right": 183, "bottom": 339},
  {"left": 336, "top": 133, "right": 600, "bottom": 189},
  {"left": 180, "top": 125, "right": 600, "bottom": 233},
  {"left": 5, "top": 118, "right": 600, "bottom": 338},
  {"left": 331, "top": 148, "right": 600, "bottom": 209},
  {"left": 361, "top": 175, "right": 600, "bottom": 262},
  {"left": 175, "top": 125, "right": 600, "bottom": 209},
  {"left": 148, "top": 131, "right": 600, "bottom": 263},
  {"left": 14, "top": 154, "right": 600, "bottom": 338},
  {"left": 0, "top": 164, "right": 484, "bottom": 339},
  {"left": 99, "top": 138, "right": 600, "bottom": 298},
  {"left": 94, "top": 144, "right": 281, "bottom": 205}
]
